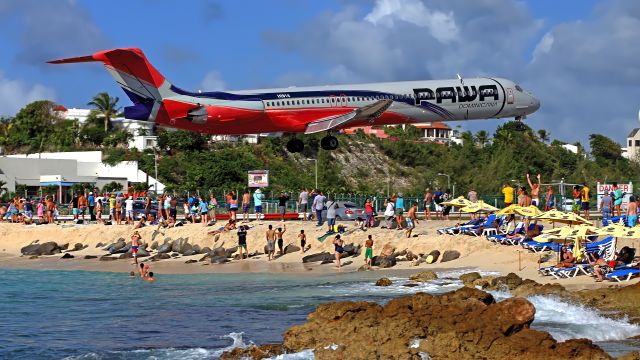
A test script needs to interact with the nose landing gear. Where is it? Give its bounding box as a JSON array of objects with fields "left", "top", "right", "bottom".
[{"left": 286, "top": 138, "right": 304, "bottom": 153}]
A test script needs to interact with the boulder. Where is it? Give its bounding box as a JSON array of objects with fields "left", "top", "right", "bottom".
[
  {"left": 118, "top": 252, "right": 133, "bottom": 259},
  {"left": 61, "top": 253, "right": 74, "bottom": 259},
  {"left": 21, "top": 244, "right": 42, "bottom": 256},
  {"left": 440, "top": 250, "right": 460, "bottom": 263},
  {"left": 459, "top": 272, "right": 482, "bottom": 286},
  {"left": 201, "top": 246, "right": 211, "bottom": 254},
  {"left": 83, "top": 255, "right": 98, "bottom": 259},
  {"left": 99, "top": 255, "right": 117, "bottom": 261},
  {"left": 377, "top": 256, "right": 397, "bottom": 268},
  {"left": 342, "top": 243, "right": 360, "bottom": 257},
  {"left": 284, "top": 244, "right": 301, "bottom": 254},
  {"left": 136, "top": 248, "right": 150, "bottom": 258},
  {"left": 163, "top": 237, "right": 173, "bottom": 244},
  {"left": 150, "top": 253, "right": 171, "bottom": 261},
  {"left": 220, "top": 344, "right": 284, "bottom": 360},
  {"left": 60, "top": 243, "right": 69, "bottom": 250},
  {"left": 490, "top": 272, "right": 524, "bottom": 291},
  {"left": 409, "top": 271, "right": 438, "bottom": 282},
  {"left": 180, "top": 243, "right": 194, "bottom": 256},
  {"left": 406, "top": 250, "right": 418, "bottom": 261},
  {"left": 171, "top": 238, "right": 187, "bottom": 253},
  {"left": 424, "top": 250, "right": 440, "bottom": 264},
  {"left": 281, "top": 287, "right": 611, "bottom": 360},
  {"left": 157, "top": 243, "right": 172, "bottom": 254},
  {"left": 412, "top": 257, "right": 425, "bottom": 266},
  {"left": 375, "top": 277, "right": 392, "bottom": 286},
  {"left": 39, "top": 242, "right": 61, "bottom": 255},
  {"left": 320, "top": 259, "right": 333, "bottom": 265},
  {"left": 72, "top": 243, "right": 84, "bottom": 251},
  {"left": 199, "top": 254, "right": 210, "bottom": 262},
  {"left": 107, "top": 239, "right": 127, "bottom": 254},
  {"left": 403, "top": 283, "right": 419, "bottom": 288},
  {"left": 185, "top": 259, "right": 197, "bottom": 264},
  {"left": 225, "top": 246, "right": 238, "bottom": 258},
  {"left": 95, "top": 242, "right": 104, "bottom": 248},
  {"left": 302, "top": 252, "right": 334, "bottom": 263},
  {"left": 192, "top": 244, "right": 202, "bottom": 254},
  {"left": 511, "top": 282, "right": 567, "bottom": 298},
  {"left": 379, "top": 243, "right": 395, "bottom": 257},
  {"left": 211, "top": 246, "right": 226, "bottom": 257},
  {"left": 28, "top": 255, "right": 39, "bottom": 259},
  {"left": 170, "top": 252, "right": 180, "bottom": 258},
  {"left": 210, "top": 256, "right": 229, "bottom": 264},
  {"left": 150, "top": 241, "right": 158, "bottom": 250},
  {"left": 392, "top": 249, "right": 407, "bottom": 258}
]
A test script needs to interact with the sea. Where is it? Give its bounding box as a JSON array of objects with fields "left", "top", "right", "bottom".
[{"left": 1, "top": 268, "right": 640, "bottom": 359}]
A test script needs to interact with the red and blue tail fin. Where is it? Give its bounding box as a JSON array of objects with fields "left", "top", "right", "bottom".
[{"left": 48, "top": 48, "right": 175, "bottom": 121}]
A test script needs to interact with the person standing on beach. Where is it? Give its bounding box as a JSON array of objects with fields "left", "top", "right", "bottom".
[
  {"left": 131, "top": 231, "right": 141, "bottom": 265},
  {"left": 441, "top": 190, "right": 452, "bottom": 220},
  {"left": 115, "top": 193, "right": 124, "bottom": 225},
  {"left": 627, "top": 196, "right": 638, "bottom": 227},
  {"left": 467, "top": 188, "right": 478, "bottom": 219},
  {"left": 95, "top": 198, "right": 103, "bottom": 224},
  {"left": 433, "top": 187, "right": 443, "bottom": 220},
  {"left": 276, "top": 225, "right": 287, "bottom": 256},
  {"left": 613, "top": 182, "right": 623, "bottom": 217},
  {"left": 299, "top": 188, "right": 309, "bottom": 221},
  {"left": 298, "top": 230, "right": 306, "bottom": 253},
  {"left": 46, "top": 196, "right": 55, "bottom": 224},
  {"left": 544, "top": 186, "right": 555, "bottom": 211},
  {"left": 395, "top": 193, "right": 405, "bottom": 230},
  {"left": 108, "top": 194, "right": 116, "bottom": 224},
  {"left": 502, "top": 183, "right": 514, "bottom": 208},
  {"left": 253, "top": 189, "right": 264, "bottom": 222},
  {"left": 326, "top": 196, "right": 338, "bottom": 232},
  {"left": 581, "top": 182, "right": 591, "bottom": 219},
  {"left": 36, "top": 198, "right": 44, "bottom": 224},
  {"left": 364, "top": 234, "right": 374, "bottom": 270},
  {"left": 208, "top": 194, "right": 218, "bottom": 222},
  {"left": 88, "top": 192, "right": 95, "bottom": 221},
  {"left": 125, "top": 196, "right": 134, "bottom": 225},
  {"left": 405, "top": 202, "right": 419, "bottom": 238},
  {"left": 169, "top": 196, "right": 178, "bottom": 221},
  {"left": 237, "top": 225, "right": 248, "bottom": 260},
  {"left": 423, "top": 189, "right": 432, "bottom": 220},
  {"left": 278, "top": 192, "right": 289, "bottom": 222},
  {"left": 199, "top": 196, "right": 209, "bottom": 225},
  {"left": 313, "top": 190, "right": 326, "bottom": 226},
  {"left": 242, "top": 190, "right": 251, "bottom": 223},
  {"left": 601, "top": 190, "right": 613, "bottom": 220},
  {"left": 266, "top": 224, "right": 276, "bottom": 261},
  {"left": 78, "top": 192, "right": 87, "bottom": 222},
  {"left": 71, "top": 193, "right": 80, "bottom": 221},
  {"left": 333, "top": 234, "right": 344, "bottom": 269},
  {"left": 527, "top": 174, "right": 541, "bottom": 208},
  {"left": 364, "top": 197, "right": 374, "bottom": 228}
]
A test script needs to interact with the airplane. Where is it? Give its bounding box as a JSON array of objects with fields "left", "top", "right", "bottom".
[{"left": 48, "top": 48, "right": 540, "bottom": 152}]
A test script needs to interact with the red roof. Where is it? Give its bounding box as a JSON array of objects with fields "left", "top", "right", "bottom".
[{"left": 53, "top": 104, "right": 68, "bottom": 112}]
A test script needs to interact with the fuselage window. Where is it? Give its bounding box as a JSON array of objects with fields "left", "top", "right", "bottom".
[
  {"left": 331, "top": 98, "right": 335, "bottom": 103},
  {"left": 286, "top": 101, "right": 290, "bottom": 106}
]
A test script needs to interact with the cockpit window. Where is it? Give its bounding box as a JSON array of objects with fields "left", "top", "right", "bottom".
[{"left": 515, "top": 85, "right": 523, "bottom": 92}]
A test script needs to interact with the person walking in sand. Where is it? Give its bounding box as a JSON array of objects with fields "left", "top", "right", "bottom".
[
  {"left": 37, "top": 198, "right": 45, "bottom": 224},
  {"left": 313, "top": 190, "right": 326, "bottom": 226},
  {"left": 613, "top": 182, "right": 623, "bottom": 217},
  {"left": 364, "top": 234, "right": 374, "bottom": 270},
  {"left": 333, "top": 234, "right": 345, "bottom": 269},
  {"left": 125, "top": 196, "right": 134, "bottom": 225},
  {"left": 208, "top": 194, "right": 218, "bottom": 223},
  {"left": 266, "top": 224, "right": 276, "bottom": 261},
  {"left": 364, "top": 197, "right": 374, "bottom": 229},
  {"left": 298, "top": 230, "right": 307, "bottom": 254},
  {"left": 405, "top": 202, "right": 419, "bottom": 238},
  {"left": 131, "top": 231, "right": 142, "bottom": 265},
  {"left": 395, "top": 193, "right": 405, "bottom": 230},
  {"left": 276, "top": 225, "right": 287, "bottom": 256},
  {"left": 237, "top": 225, "right": 249, "bottom": 260}
]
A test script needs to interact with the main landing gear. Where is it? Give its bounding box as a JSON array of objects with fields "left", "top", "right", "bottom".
[
  {"left": 512, "top": 116, "right": 527, "bottom": 132},
  {"left": 286, "top": 135, "right": 339, "bottom": 153}
]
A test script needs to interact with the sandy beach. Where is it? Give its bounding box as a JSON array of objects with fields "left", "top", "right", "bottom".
[{"left": 1, "top": 219, "right": 637, "bottom": 290}]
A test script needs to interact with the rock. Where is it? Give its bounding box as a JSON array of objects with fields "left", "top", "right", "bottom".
[
  {"left": 410, "top": 271, "right": 438, "bottom": 282},
  {"left": 157, "top": 243, "right": 172, "bottom": 254},
  {"left": 150, "top": 241, "right": 158, "bottom": 250},
  {"left": 375, "top": 277, "right": 392, "bottom": 286},
  {"left": 119, "top": 252, "right": 133, "bottom": 259},
  {"left": 378, "top": 256, "right": 396, "bottom": 269},
  {"left": 28, "top": 255, "right": 39, "bottom": 259},
  {"left": 199, "top": 254, "right": 210, "bottom": 262},
  {"left": 163, "top": 237, "right": 173, "bottom": 244},
  {"left": 219, "top": 344, "right": 284, "bottom": 360},
  {"left": 424, "top": 250, "right": 440, "bottom": 264},
  {"left": 210, "top": 255, "right": 229, "bottom": 264},
  {"left": 281, "top": 287, "right": 611, "bottom": 360},
  {"left": 489, "top": 272, "right": 524, "bottom": 291},
  {"left": 403, "top": 283, "right": 419, "bottom": 287},
  {"left": 151, "top": 230, "right": 162, "bottom": 242},
  {"left": 573, "top": 282, "right": 640, "bottom": 323},
  {"left": 412, "top": 257, "right": 425, "bottom": 266},
  {"left": 73, "top": 243, "right": 84, "bottom": 251},
  {"left": 341, "top": 243, "right": 357, "bottom": 257},
  {"left": 185, "top": 259, "right": 197, "bottom": 264},
  {"left": 379, "top": 243, "right": 395, "bottom": 257},
  {"left": 473, "top": 276, "right": 496, "bottom": 290},
  {"left": 171, "top": 238, "right": 187, "bottom": 253},
  {"left": 406, "top": 250, "right": 418, "bottom": 261},
  {"left": 201, "top": 246, "right": 211, "bottom": 254},
  {"left": 99, "top": 255, "right": 117, "bottom": 261},
  {"left": 61, "top": 253, "right": 74, "bottom": 259},
  {"left": 180, "top": 243, "right": 193, "bottom": 256},
  {"left": 618, "top": 351, "right": 640, "bottom": 360},
  {"left": 192, "top": 244, "right": 201, "bottom": 254},
  {"left": 60, "top": 243, "right": 69, "bottom": 250},
  {"left": 512, "top": 282, "right": 567, "bottom": 298},
  {"left": 211, "top": 246, "right": 226, "bottom": 257},
  {"left": 284, "top": 244, "right": 301, "bottom": 254},
  {"left": 83, "top": 255, "right": 98, "bottom": 259},
  {"left": 183, "top": 249, "right": 196, "bottom": 256},
  {"left": 170, "top": 252, "right": 180, "bottom": 257},
  {"left": 21, "top": 244, "right": 42, "bottom": 256},
  {"left": 108, "top": 239, "right": 126, "bottom": 254},
  {"left": 440, "top": 250, "right": 460, "bottom": 263},
  {"left": 225, "top": 246, "right": 238, "bottom": 258},
  {"left": 302, "top": 252, "right": 334, "bottom": 263},
  {"left": 150, "top": 253, "right": 171, "bottom": 261},
  {"left": 320, "top": 259, "right": 333, "bottom": 265},
  {"left": 459, "top": 272, "right": 482, "bottom": 286},
  {"left": 39, "top": 242, "right": 61, "bottom": 255},
  {"left": 95, "top": 242, "right": 104, "bottom": 248},
  {"left": 357, "top": 265, "right": 368, "bottom": 271},
  {"left": 392, "top": 249, "right": 407, "bottom": 258},
  {"left": 136, "top": 248, "right": 150, "bottom": 258}
]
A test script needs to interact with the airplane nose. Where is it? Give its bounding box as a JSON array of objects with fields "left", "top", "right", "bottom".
[{"left": 530, "top": 96, "right": 540, "bottom": 112}]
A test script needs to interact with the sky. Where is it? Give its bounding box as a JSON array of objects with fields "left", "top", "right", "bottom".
[{"left": 0, "top": 0, "right": 638, "bottom": 146}]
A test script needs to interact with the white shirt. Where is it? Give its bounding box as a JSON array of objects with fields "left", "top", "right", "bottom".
[
  {"left": 384, "top": 202, "right": 395, "bottom": 217},
  {"left": 125, "top": 199, "right": 134, "bottom": 211}
]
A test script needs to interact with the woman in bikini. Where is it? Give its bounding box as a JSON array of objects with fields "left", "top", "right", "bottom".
[{"left": 333, "top": 234, "right": 345, "bottom": 269}]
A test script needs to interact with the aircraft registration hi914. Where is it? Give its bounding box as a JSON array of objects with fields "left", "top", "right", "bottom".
[{"left": 49, "top": 48, "right": 539, "bottom": 152}]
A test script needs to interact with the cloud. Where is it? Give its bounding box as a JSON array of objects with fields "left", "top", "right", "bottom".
[
  {"left": 263, "top": 0, "right": 640, "bottom": 145},
  {"left": 0, "top": 71, "right": 56, "bottom": 116},
  {"left": 3, "top": 0, "right": 110, "bottom": 66},
  {"left": 200, "top": 71, "right": 226, "bottom": 91}
]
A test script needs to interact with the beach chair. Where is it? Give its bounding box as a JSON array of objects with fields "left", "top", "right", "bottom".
[
  {"left": 461, "top": 215, "right": 497, "bottom": 236},
  {"left": 502, "top": 224, "right": 543, "bottom": 246},
  {"left": 521, "top": 239, "right": 565, "bottom": 253},
  {"left": 584, "top": 236, "right": 615, "bottom": 259},
  {"left": 603, "top": 215, "right": 627, "bottom": 227},
  {"left": 487, "top": 222, "right": 524, "bottom": 243},
  {"left": 606, "top": 267, "right": 640, "bottom": 282},
  {"left": 437, "top": 218, "right": 482, "bottom": 235}
]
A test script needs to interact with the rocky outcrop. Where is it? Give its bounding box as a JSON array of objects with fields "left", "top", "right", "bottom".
[
  {"left": 21, "top": 241, "right": 61, "bottom": 256},
  {"left": 380, "top": 243, "right": 395, "bottom": 257},
  {"left": 220, "top": 344, "right": 284, "bottom": 360},
  {"left": 440, "top": 250, "right": 461, "bottom": 263},
  {"left": 459, "top": 272, "right": 481, "bottom": 286},
  {"left": 302, "top": 252, "right": 334, "bottom": 263},
  {"left": 410, "top": 271, "right": 438, "bottom": 282},
  {"left": 61, "top": 253, "right": 74, "bottom": 259},
  {"left": 281, "top": 287, "right": 612, "bottom": 360},
  {"left": 83, "top": 255, "right": 98, "bottom": 259},
  {"left": 372, "top": 256, "right": 396, "bottom": 268},
  {"left": 150, "top": 253, "right": 171, "bottom": 261},
  {"left": 574, "top": 283, "right": 640, "bottom": 324},
  {"left": 157, "top": 243, "right": 172, "bottom": 254},
  {"left": 375, "top": 278, "right": 392, "bottom": 286},
  {"left": 284, "top": 244, "right": 301, "bottom": 254}
]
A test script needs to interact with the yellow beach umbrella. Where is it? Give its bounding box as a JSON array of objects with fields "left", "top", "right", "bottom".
[
  {"left": 543, "top": 224, "right": 598, "bottom": 238},
  {"left": 593, "top": 223, "right": 627, "bottom": 237},
  {"left": 460, "top": 200, "right": 499, "bottom": 213},
  {"left": 497, "top": 204, "right": 518, "bottom": 215},
  {"left": 514, "top": 205, "right": 543, "bottom": 217},
  {"left": 441, "top": 196, "right": 473, "bottom": 208},
  {"left": 613, "top": 227, "right": 640, "bottom": 239},
  {"left": 534, "top": 209, "right": 592, "bottom": 226}
]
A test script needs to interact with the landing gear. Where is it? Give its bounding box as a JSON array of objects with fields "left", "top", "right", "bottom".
[
  {"left": 320, "top": 135, "right": 339, "bottom": 150},
  {"left": 512, "top": 116, "right": 527, "bottom": 131},
  {"left": 286, "top": 138, "right": 304, "bottom": 153}
]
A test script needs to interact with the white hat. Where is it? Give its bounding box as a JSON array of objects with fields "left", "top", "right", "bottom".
[
  {"left": 255, "top": 189, "right": 262, "bottom": 193},
  {"left": 89, "top": 192, "right": 93, "bottom": 195}
]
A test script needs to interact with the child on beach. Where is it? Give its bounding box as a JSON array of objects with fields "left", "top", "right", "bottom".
[
  {"left": 298, "top": 230, "right": 306, "bottom": 254},
  {"left": 131, "top": 231, "right": 142, "bottom": 265},
  {"left": 266, "top": 224, "right": 276, "bottom": 261},
  {"left": 276, "top": 225, "right": 287, "bottom": 256},
  {"left": 365, "top": 234, "right": 374, "bottom": 270},
  {"left": 237, "top": 225, "right": 248, "bottom": 260},
  {"left": 405, "top": 202, "right": 419, "bottom": 238},
  {"left": 146, "top": 272, "right": 156, "bottom": 282},
  {"left": 37, "top": 198, "right": 45, "bottom": 224}
]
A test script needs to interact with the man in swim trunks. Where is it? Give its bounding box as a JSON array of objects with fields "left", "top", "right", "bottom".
[
  {"left": 131, "top": 231, "right": 142, "bottom": 265},
  {"left": 276, "top": 225, "right": 287, "bottom": 256},
  {"left": 237, "top": 225, "right": 248, "bottom": 260},
  {"left": 527, "top": 173, "right": 541, "bottom": 208},
  {"left": 581, "top": 182, "right": 590, "bottom": 219},
  {"left": 405, "top": 202, "right": 419, "bottom": 238},
  {"left": 266, "top": 224, "right": 276, "bottom": 261},
  {"left": 365, "top": 234, "right": 374, "bottom": 270},
  {"left": 627, "top": 195, "right": 638, "bottom": 227},
  {"left": 298, "top": 229, "right": 306, "bottom": 254},
  {"left": 242, "top": 190, "right": 251, "bottom": 223},
  {"left": 333, "top": 234, "right": 344, "bottom": 269}
]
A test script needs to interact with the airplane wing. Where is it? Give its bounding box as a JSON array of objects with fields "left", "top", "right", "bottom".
[{"left": 304, "top": 99, "right": 393, "bottom": 134}]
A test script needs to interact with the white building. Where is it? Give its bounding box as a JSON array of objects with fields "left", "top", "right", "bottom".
[
  {"left": 561, "top": 144, "right": 579, "bottom": 154},
  {"left": 626, "top": 128, "right": 640, "bottom": 161},
  {"left": 111, "top": 117, "right": 158, "bottom": 150}
]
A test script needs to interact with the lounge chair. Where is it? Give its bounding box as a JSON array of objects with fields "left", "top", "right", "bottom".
[
  {"left": 502, "top": 224, "right": 544, "bottom": 246},
  {"left": 487, "top": 222, "right": 524, "bottom": 243},
  {"left": 602, "top": 215, "right": 627, "bottom": 227},
  {"left": 437, "top": 218, "right": 483, "bottom": 235},
  {"left": 521, "top": 239, "right": 566, "bottom": 253},
  {"left": 460, "top": 214, "right": 497, "bottom": 236},
  {"left": 606, "top": 267, "right": 640, "bottom": 282}
]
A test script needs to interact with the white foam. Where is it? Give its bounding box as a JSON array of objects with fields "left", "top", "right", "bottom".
[
  {"left": 267, "top": 349, "right": 315, "bottom": 359},
  {"left": 211, "top": 332, "right": 253, "bottom": 358}
]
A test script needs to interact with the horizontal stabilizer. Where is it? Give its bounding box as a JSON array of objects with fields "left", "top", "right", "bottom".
[
  {"left": 304, "top": 99, "right": 393, "bottom": 134},
  {"left": 47, "top": 55, "right": 98, "bottom": 64}
]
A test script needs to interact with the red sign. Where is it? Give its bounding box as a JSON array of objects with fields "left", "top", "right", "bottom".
[{"left": 597, "top": 183, "right": 631, "bottom": 194}]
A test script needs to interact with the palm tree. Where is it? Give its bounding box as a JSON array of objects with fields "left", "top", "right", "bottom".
[
  {"left": 537, "top": 129, "right": 550, "bottom": 143},
  {"left": 87, "top": 92, "right": 120, "bottom": 132},
  {"left": 475, "top": 130, "right": 488, "bottom": 148}
]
